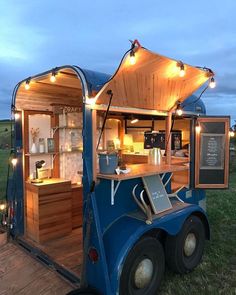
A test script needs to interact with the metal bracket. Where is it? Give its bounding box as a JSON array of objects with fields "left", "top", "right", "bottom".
[{"left": 111, "top": 180, "right": 121, "bottom": 205}]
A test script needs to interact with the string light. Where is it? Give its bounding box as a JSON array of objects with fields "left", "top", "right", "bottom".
[
  {"left": 50, "top": 71, "right": 57, "bottom": 83},
  {"left": 14, "top": 113, "right": 20, "bottom": 120},
  {"left": 25, "top": 79, "right": 30, "bottom": 90},
  {"left": 196, "top": 121, "right": 201, "bottom": 133},
  {"left": 176, "top": 102, "right": 183, "bottom": 116},
  {"left": 0, "top": 203, "right": 6, "bottom": 211},
  {"left": 129, "top": 50, "right": 136, "bottom": 65},
  {"left": 177, "top": 61, "right": 185, "bottom": 77},
  {"left": 229, "top": 128, "right": 235, "bottom": 137},
  {"left": 209, "top": 77, "right": 216, "bottom": 89},
  {"left": 11, "top": 157, "right": 18, "bottom": 167}
]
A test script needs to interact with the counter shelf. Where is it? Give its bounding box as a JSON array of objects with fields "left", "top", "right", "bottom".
[{"left": 97, "top": 163, "right": 188, "bottom": 206}]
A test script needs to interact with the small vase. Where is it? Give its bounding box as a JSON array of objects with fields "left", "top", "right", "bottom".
[{"left": 31, "top": 142, "right": 37, "bottom": 153}]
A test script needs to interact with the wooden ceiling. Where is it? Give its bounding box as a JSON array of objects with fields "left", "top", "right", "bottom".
[
  {"left": 15, "top": 68, "right": 83, "bottom": 112},
  {"left": 95, "top": 48, "right": 212, "bottom": 112}
]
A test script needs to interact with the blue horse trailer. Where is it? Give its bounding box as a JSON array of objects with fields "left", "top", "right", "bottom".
[{"left": 8, "top": 41, "right": 230, "bottom": 295}]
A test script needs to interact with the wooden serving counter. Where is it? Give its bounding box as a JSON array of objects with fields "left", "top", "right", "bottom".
[
  {"left": 25, "top": 178, "right": 82, "bottom": 243},
  {"left": 97, "top": 163, "right": 188, "bottom": 181}
]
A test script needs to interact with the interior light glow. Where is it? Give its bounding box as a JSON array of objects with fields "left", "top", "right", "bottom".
[
  {"left": 131, "top": 118, "right": 139, "bottom": 124},
  {"left": 229, "top": 128, "right": 235, "bottom": 137},
  {"left": 86, "top": 97, "right": 97, "bottom": 105}
]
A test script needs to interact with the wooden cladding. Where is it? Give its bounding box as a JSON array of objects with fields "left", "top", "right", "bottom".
[
  {"left": 96, "top": 48, "right": 211, "bottom": 112},
  {"left": 15, "top": 68, "right": 83, "bottom": 112},
  {"left": 195, "top": 117, "right": 230, "bottom": 188}
]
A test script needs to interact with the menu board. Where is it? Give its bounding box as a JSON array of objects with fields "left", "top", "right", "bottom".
[
  {"left": 195, "top": 117, "right": 229, "bottom": 189},
  {"left": 142, "top": 175, "right": 172, "bottom": 214},
  {"left": 200, "top": 134, "right": 224, "bottom": 170}
]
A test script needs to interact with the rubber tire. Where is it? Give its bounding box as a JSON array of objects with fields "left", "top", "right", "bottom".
[
  {"left": 119, "top": 236, "right": 165, "bottom": 295},
  {"left": 66, "top": 287, "right": 100, "bottom": 295},
  {"left": 165, "top": 215, "right": 205, "bottom": 274}
]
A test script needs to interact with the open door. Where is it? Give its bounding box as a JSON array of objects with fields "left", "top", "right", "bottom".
[{"left": 195, "top": 117, "right": 230, "bottom": 188}]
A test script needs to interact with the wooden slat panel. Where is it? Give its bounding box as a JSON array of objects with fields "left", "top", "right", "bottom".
[
  {"left": 96, "top": 48, "right": 211, "bottom": 112},
  {"left": 25, "top": 180, "right": 72, "bottom": 243},
  {"left": 71, "top": 186, "right": 83, "bottom": 229}
]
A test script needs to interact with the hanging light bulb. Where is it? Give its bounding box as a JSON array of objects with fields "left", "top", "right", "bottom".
[
  {"left": 229, "top": 128, "right": 235, "bottom": 137},
  {"left": 209, "top": 77, "right": 216, "bottom": 88},
  {"left": 50, "top": 72, "right": 57, "bottom": 83},
  {"left": 14, "top": 113, "right": 20, "bottom": 120},
  {"left": 25, "top": 80, "right": 30, "bottom": 90},
  {"left": 179, "top": 63, "right": 185, "bottom": 77},
  {"left": 129, "top": 50, "right": 136, "bottom": 65},
  {"left": 11, "top": 157, "right": 18, "bottom": 167},
  {"left": 0, "top": 203, "right": 6, "bottom": 211},
  {"left": 196, "top": 121, "right": 201, "bottom": 133},
  {"left": 176, "top": 103, "right": 183, "bottom": 116}
]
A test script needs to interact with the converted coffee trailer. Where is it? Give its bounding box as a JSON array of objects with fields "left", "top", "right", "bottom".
[{"left": 8, "top": 41, "right": 230, "bottom": 294}]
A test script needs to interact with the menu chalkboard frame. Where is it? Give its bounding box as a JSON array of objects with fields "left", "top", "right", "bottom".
[{"left": 195, "top": 117, "right": 230, "bottom": 189}]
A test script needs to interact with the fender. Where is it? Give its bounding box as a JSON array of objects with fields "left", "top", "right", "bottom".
[{"left": 103, "top": 204, "right": 209, "bottom": 294}]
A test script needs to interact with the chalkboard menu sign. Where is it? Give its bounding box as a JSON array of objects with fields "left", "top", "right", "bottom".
[
  {"left": 142, "top": 175, "right": 172, "bottom": 214},
  {"left": 195, "top": 117, "right": 229, "bottom": 188},
  {"left": 200, "top": 134, "right": 224, "bottom": 170}
]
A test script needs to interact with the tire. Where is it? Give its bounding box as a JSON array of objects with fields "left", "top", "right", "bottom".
[
  {"left": 165, "top": 215, "right": 205, "bottom": 274},
  {"left": 119, "top": 237, "right": 165, "bottom": 295},
  {"left": 66, "top": 287, "right": 100, "bottom": 295}
]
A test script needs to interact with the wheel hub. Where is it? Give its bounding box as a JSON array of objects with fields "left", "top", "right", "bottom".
[
  {"left": 184, "top": 233, "right": 197, "bottom": 256},
  {"left": 134, "top": 258, "right": 154, "bottom": 289}
]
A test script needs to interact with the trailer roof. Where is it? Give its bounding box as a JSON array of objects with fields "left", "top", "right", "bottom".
[
  {"left": 94, "top": 47, "right": 213, "bottom": 113},
  {"left": 13, "top": 66, "right": 110, "bottom": 112}
]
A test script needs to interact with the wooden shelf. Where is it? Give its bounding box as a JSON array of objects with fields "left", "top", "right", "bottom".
[
  {"left": 52, "top": 126, "right": 82, "bottom": 130},
  {"left": 25, "top": 150, "right": 82, "bottom": 156},
  {"left": 25, "top": 152, "right": 57, "bottom": 156}
]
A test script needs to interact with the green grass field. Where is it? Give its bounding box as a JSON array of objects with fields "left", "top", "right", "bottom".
[{"left": 0, "top": 150, "right": 11, "bottom": 200}]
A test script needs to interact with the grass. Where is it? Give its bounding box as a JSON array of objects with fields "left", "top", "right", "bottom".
[
  {"left": 0, "top": 150, "right": 11, "bottom": 201},
  {"left": 159, "top": 162, "right": 236, "bottom": 295},
  {"left": 0, "top": 120, "right": 11, "bottom": 149}
]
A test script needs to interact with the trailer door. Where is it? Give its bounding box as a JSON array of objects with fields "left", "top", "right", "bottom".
[{"left": 195, "top": 116, "right": 230, "bottom": 188}]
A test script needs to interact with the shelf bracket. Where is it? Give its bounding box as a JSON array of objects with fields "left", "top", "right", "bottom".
[{"left": 111, "top": 180, "right": 121, "bottom": 205}]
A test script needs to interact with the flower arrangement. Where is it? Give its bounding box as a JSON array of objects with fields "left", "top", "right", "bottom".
[{"left": 31, "top": 127, "right": 40, "bottom": 143}]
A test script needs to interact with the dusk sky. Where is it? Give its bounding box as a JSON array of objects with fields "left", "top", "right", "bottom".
[{"left": 0, "top": 0, "right": 235, "bottom": 125}]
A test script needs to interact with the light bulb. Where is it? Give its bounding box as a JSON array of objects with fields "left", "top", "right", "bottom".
[
  {"left": 179, "top": 65, "right": 185, "bottom": 77},
  {"left": 0, "top": 204, "right": 6, "bottom": 211},
  {"left": 209, "top": 77, "right": 216, "bottom": 89},
  {"left": 196, "top": 123, "right": 201, "bottom": 133},
  {"left": 50, "top": 73, "right": 56, "bottom": 82},
  {"left": 129, "top": 51, "right": 136, "bottom": 65},
  {"left": 11, "top": 158, "right": 18, "bottom": 166},
  {"left": 14, "top": 113, "right": 20, "bottom": 120},
  {"left": 25, "top": 80, "right": 30, "bottom": 90},
  {"left": 131, "top": 118, "right": 139, "bottom": 124},
  {"left": 229, "top": 128, "right": 235, "bottom": 137},
  {"left": 176, "top": 103, "right": 183, "bottom": 116}
]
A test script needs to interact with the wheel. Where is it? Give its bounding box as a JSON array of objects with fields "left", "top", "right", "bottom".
[
  {"left": 66, "top": 287, "right": 100, "bottom": 295},
  {"left": 165, "top": 215, "right": 205, "bottom": 274},
  {"left": 119, "top": 236, "right": 165, "bottom": 295}
]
